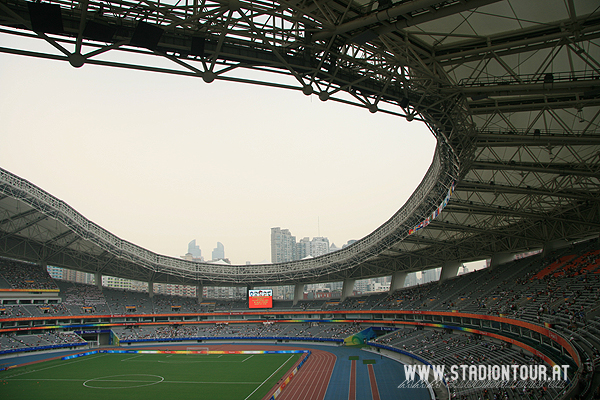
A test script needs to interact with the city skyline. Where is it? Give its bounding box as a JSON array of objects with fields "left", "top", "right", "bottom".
[
  {"left": 271, "top": 227, "right": 349, "bottom": 264},
  {"left": 1, "top": 35, "right": 436, "bottom": 265}
]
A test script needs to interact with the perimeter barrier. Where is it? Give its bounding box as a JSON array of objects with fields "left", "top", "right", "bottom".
[
  {"left": 119, "top": 336, "right": 344, "bottom": 344},
  {"left": 0, "top": 342, "right": 88, "bottom": 356},
  {"left": 267, "top": 351, "right": 311, "bottom": 400},
  {"left": 61, "top": 348, "right": 310, "bottom": 359}
]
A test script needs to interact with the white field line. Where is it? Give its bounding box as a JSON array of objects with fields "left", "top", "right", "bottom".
[
  {"left": 7, "top": 378, "right": 263, "bottom": 385},
  {"left": 121, "top": 354, "right": 143, "bottom": 361},
  {"left": 3, "top": 354, "right": 108, "bottom": 380},
  {"left": 242, "top": 355, "right": 254, "bottom": 363},
  {"left": 243, "top": 355, "right": 294, "bottom": 400}
]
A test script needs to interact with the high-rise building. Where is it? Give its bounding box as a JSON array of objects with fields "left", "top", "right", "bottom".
[
  {"left": 310, "top": 237, "right": 330, "bottom": 257},
  {"left": 204, "top": 286, "right": 245, "bottom": 299},
  {"left": 329, "top": 243, "right": 341, "bottom": 253},
  {"left": 154, "top": 283, "right": 197, "bottom": 297},
  {"left": 405, "top": 272, "right": 418, "bottom": 287},
  {"left": 271, "top": 227, "right": 339, "bottom": 262},
  {"left": 354, "top": 279, "right": 368, "bottom": 293},
  {"left": 46, "top": 265, "right": 64, "bottom": 280},
  {"left": 296, "top": 237, "right": 311, "bottom": 259},
  {"left": 188, "top": 239, "right": 202, "bottom": 259},
  {"left": 102, "top": 276, "right": 134, "bottom": 290},
  {"left": 46, "top": 266, "right": 95, "bottom": 284},
  {"left": 271, "top": 227, "right": 297, "bottom": 263},
  {"left": 212, "top": 242, "right": 225, "bottom": 261},
  {"left": 421, "top": 268, "right": 441, "bottom": 284},
  {"left": 342, "top": 239, "right": 358, "bottom": 248}
]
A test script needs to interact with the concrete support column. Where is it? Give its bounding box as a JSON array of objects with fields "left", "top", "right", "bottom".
[
  {"left": 293, "top": 284, "right": 304, "bottom": 305},
  {"left": 341, "top": 279, "right": 355, "bottom": 302},
  {"left": 95, "top": 272, "right": 102, "bottom": 290},
  {"left": 490, "top": 252, "right": 514, "bottom": 269},
  {"left": 148, "top": 281, "right": 154, "bottom": 298},
  {"left": 196, "top": 284, "right": 203, "bottom": 303},
  {"left": 542, "top": 239, "right": 571, "bottom": 258},
  {"left": 389, "top": 271, "right": 407, "bottom": 293},
  {"left": 439, "top": 261, "right": 461, "bottom": 282}
]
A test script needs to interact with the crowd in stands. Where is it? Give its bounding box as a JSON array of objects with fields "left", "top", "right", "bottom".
[
  {"left": 0, "top": 331, "right": 83, "bottom": 351},
  {"left": 1, "top": 243, "right": 599, "bottom": 333},
  {"left": 0, "top": 258, "right": 58, "bottom": 290},
  {"left": 111, "top": 322, "right": 363, "bottom": 342},
  {"left": 292, "top": 299, "right": 328, "bottom": 310},
  {"left": 372, "top": 327, "right": 563, "bottom": 400},
  {"left": 59, "top": 281, "right": 108, "bottom": 314}
]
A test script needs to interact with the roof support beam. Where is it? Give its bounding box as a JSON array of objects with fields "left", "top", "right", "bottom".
[
  {"left": 314, "top": 0, "right": 503, "bottom": 42},
  {"left": 313, "top": 0, "right": 444, "bottom": 41},
  {"left": 456, "top": 181, "right": 597, "bottom": 201},
  {"left": 474, "top": 132, "right": 600, "bottom": 147},
  {"left": 470, "top": 160, "right": 600, "bottom": 178},
  {"left": 444, "top": 202, "right": 600, "bottom": 229},
  {"left": 435, "top": 15, "right": 600, "bottom": 65},
  {"left": 0, "top": 209, "right": 40, "bottom": 226}
]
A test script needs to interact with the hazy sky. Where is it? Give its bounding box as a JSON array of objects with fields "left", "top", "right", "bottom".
[{"left": 1, "top": 35, "right": 436, "bottom": 265}]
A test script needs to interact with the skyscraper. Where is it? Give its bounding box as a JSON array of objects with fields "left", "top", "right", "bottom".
[
  {"left": 296, "top": 237, "right": 311, "bottom": 260},
  {"left": 271, "top": 227, "right": 297, "bottom": 263},
  {"left": 187, "top": 239, "right": 202, "bottom": 259},
  {"left": 212, "top": 242, "right": 225, "bottom": 261},
  {"left": 310, "top": 237, "right": 330, "bottom": 257}
]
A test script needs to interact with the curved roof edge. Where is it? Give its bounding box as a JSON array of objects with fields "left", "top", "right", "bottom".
[{"left": 0, "top": 140, "right": 458, "bottom": 285}]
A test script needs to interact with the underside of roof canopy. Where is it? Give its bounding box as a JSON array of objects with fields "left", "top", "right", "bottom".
[{"left": 0, "top": 0, "right": 598, "bottom": 285}]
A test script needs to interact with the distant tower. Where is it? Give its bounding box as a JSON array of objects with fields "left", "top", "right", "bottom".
[
  {"left": 310, "top": 237, "right": 330, "bottom": 257},
  {"left": 271, "top": 227, "right": 297, "bottom": 263},
  {"left": 296, "top": 237, "right": 311, "bottom": 259},
  {"left": 212, "top": 242, "right": 225, "bottom": 260},
  {"left": 342, "top": 239, "right": 357, "bottom": 249},
  {"left": 188, "top": 239, "right": 202, "bottom": 258}
]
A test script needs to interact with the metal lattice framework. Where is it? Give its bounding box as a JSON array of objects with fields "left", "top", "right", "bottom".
[{"left": 0, "top": 0, "right": 599, "bottom": 286}]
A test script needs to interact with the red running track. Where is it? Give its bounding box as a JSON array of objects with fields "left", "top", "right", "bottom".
[
  {"left": 273, "top": 348, "right": 336, "bottom": 400},
  {"left": 368, "top": 364, "right": 381, "bottom": 400},
  {"left": 348, "top": 359, "right": 356, "bottom": 400}
]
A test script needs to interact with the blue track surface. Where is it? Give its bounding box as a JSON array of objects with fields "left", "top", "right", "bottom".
[
  {"left": 318, "top": 346, "right": 431, "bottom": 400},
  {"left": 0, "top": 343, "right": 431, "bottom": 400}
]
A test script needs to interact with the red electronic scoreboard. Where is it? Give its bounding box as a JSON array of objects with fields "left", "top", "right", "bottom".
[{"left": 248, "top": 289, "right": 273, "bottom": 309}]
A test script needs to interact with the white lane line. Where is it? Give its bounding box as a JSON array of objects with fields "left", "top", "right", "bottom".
[
  {"left": 3, "top": 354, "right": 107, "bottom": 380},
  {"left": 243, "top": 355, "right": 294, "bottom": 400},
  {"left": 121, "top": 354, "right": 143, "bottom": 361}
]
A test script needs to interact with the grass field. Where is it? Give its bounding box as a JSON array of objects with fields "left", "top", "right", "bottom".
[{"left": 0, "top": 352, "right": 301, "bottom": 400}]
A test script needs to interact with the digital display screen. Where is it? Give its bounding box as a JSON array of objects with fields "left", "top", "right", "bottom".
[{"left": 248, "top": 289, "right": 273, "bottom": 309}]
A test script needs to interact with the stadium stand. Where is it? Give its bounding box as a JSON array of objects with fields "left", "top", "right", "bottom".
[
  {"left": 56, "top": 280, "right": 111, "bottom": 315},
  {"left": 0, "top": 331, "right": 84, "bottom": 351},
  {"left": 374, "top": 327, "right": 564, "bottom": 400},
  {"left": 0, "top": 258, "right": 58, "bottom": 291},
  {"left": 2, "top": 238, "right": 600, "bottom": 398}
]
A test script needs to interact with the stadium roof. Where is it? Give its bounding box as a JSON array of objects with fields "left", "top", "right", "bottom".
[{"left": 0, "top": 0, "right": 599, "bottom": 286}]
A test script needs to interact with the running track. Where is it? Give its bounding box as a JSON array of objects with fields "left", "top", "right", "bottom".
[
  {"left": 274, "top": 348, "right": 336, "bottom": 400},
  {"left": 194, "top": 344, "right": 336, "bottom": 400}
]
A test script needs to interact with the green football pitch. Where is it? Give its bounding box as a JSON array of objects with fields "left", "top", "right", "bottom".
[{"left": 0, "top": 352, "right": 301, "bottom": 400}]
